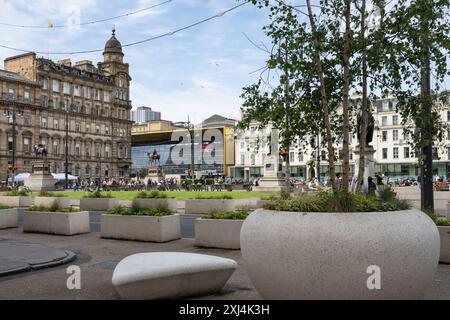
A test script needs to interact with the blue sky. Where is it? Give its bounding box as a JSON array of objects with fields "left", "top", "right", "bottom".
[{"left": 0, "top": 0, "right": 270, "bottom": 123}]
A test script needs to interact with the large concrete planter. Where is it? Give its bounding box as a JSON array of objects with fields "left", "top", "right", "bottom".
[
  {"left": 438, "top": 226, "right": 450, "bottom": 264},
  {"left": 0, "top": 196, "right": 33, "bottom": 208},
  {"left": 241, "top": 208, "right": 440, "bottom": 300},
  {"left": 80, "top": 198, "right": 119, "bottom": 211},
  {"left": 23, "top": 211, "right": 90, "bottom": 236},
  {"left": 34, "top": 197, "right": 71, "bottom": 208},
  {"left": 101, "top": 214, "right": 181, "bottom": 243},
  {"left": 195, "top": 218, "right": 244, "bottom": 249},
  {"left": 0, "top": 208, "right": 19, "bottom": 229},
  {"left": 185, "top": 199, "right": 259, "bottom": 214},
  {"left": 447, "top": 203, "right": 450, "bottom": 220},
  {"left": 132, "top": 199, "right": 177, "bottom": 212}
]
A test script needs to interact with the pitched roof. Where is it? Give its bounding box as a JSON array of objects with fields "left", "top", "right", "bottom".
[{"left": 0, "top": 69, "right": 38, "bottom": 86}]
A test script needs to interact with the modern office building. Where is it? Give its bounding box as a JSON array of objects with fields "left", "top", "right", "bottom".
[
  {"left": 132, "top": 106, "right": 161, "bottom": 124},
  {"left": 131, "top": 115, "right": 236, "bottom": 177}
]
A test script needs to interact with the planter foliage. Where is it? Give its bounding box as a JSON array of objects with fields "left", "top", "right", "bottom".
[
  {"left": 107, "top": 205, "right": 173, "bottom": 217},
  {"left": 202, "top": 211, "right": 250, "bottom": 220},
  {"left": 263, "top": 189, "right": 410, "bottom": 213},
  {"left": 82, "top": 191, "right": 114, "bottom": 199},
  {"left": 28, "top": 204, "right": 81, "bottom": 213},
  {"left": 5, "top": 190, "right": 30, "bottom": 197}
]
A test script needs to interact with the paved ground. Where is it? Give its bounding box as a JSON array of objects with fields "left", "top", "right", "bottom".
[
  {"left": 0, "top": 224, "right": 450, "bottom": 300},
  {"left": 0, "top": 227, "right": 259, "bottom": 300},
  {"left": 394, "top": 187, "right": 449, "bottom": 216}
]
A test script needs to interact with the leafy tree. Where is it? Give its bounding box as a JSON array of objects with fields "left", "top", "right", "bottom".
[{"left": 369, "top": 0, "right": 450, "bottom": 210}]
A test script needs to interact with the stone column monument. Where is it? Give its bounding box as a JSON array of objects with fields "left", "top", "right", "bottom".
[
  {"left": 255, "top": 129, "right": 287, "bottom": 192},
  {"left": 351, "top": 111, "right": 376, "bottom": 194},
  {"left": 25, "top": 144, "right": 56, "bottom": 192}
]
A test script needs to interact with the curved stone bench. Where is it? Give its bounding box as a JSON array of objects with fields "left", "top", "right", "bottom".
[{"left": 112, "top": 252, "right": 237, "bottom": 300}]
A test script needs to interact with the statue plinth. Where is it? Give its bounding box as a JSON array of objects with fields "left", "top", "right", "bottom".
[
  {"left": 254, "top": 156, "right": 288, "bottom": 192},
  {"left": 25, "top": 160, "right": 56, "bottom": 192},
  {"left": 352, "top": 145, "right": 376, "bottom": 194},
  {"left": 146, "top": 166, "right": 165, "bottom": 182}
]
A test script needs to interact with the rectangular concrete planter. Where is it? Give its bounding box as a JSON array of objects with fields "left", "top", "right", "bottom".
[
  {"left": 80, "top": 198, "right": 119, "bottom": 211},
  {"left": 0, "top": 208, "right": 19, "bottom": 229},
  {"left": 34, "top": 197, "right": 71, "bottom": 208},
  {"left": 132, "top": 199, "right": 178, "bottom": 212},
  {"left": 195, "top": 218, "right": 244, "bottom": 249},
  {"left": 23, "top": 211, "right": 90, "bottom": 236},
  {"left": 0, "top": 196, "right": 33, "bottom": 208},
  {"left": 185, "top": 199, "right": 260, "bottom": 214},
  {"left": 438, "top": 226, "right": 450, "bottom": 264},
  {"left": 101, "top": 214, "right": 181, "bottom": 243}
]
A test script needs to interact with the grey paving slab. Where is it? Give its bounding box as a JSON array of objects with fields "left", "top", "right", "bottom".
[{"left": 0, "top": 239, "right": 76, "bottom": 276}]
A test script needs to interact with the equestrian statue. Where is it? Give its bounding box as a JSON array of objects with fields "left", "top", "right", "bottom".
[
  {"left": 34, "top": 144, "right": 48, "bottom": 160},
  {"left": 147, "top": 150, "right": 161, "bottom": 166}
]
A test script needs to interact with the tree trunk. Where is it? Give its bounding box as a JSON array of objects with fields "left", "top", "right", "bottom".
[
  {"left": 356, "top": 0, "right": 368, "bottom": 193},
  {"left": 306, "top": 0, "right": 337, "bottom": 189},
  {"left": 419, "top": 4, "right": 434, "bottom": 212}
]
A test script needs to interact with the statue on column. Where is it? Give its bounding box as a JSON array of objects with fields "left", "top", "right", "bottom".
[{"left": 357, "top": 110, "right": 375, "bottom": 146}]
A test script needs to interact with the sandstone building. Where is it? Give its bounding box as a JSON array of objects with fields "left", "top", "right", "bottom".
[{"left": 0, "top": 30, "right": 133, "bottom": 181}]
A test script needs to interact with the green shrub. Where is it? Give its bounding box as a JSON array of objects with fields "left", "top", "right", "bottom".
[
  {"left": 0, "top": 205, "right": 12, "bottom": 210},
  {"left": 28, "top": 205, "right": 80, "bottom": 213},
  {"left": 192, "top": 194, "right": 233, "bottom": 200},
  {"left": 5, "top": 190, "right": 30, "bottom": 197},
  {"left": 436, "top": 219, "right": 450, "bottom": 226},
  {"left": 38, "top": 192, "right": 66, "bottom": 198},
  {"left": 82, "top": 191, "right": 114, "bottom": 199},
  {"left": 263, "top": 190, "right": 411, "bottom": 213},
  {"left": 202, "top": 210, "right": 250, "bottom": 220},
  {"left": 107, "top": 204, "right": 173, "bottom": 217},
  {"left": 134, "top": 191, "right": 170, "bottom": 199},
  {"left": 424, "top": 210, "right": 450, "bottom": 227}
]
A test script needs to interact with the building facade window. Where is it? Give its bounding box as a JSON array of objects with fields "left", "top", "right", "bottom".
[
  {"left": 41, "top": 117, "right": 47, "bottom": 128},
  {"left": 392, "top": 115, "right": 398, "bottom": 126},
  {"left": 393, "top": 147, "right": 399, "bottom": 159},
  {"left": 52, "top": 79, "right": 59, "bottom": 92},
  {"left": 382, "top": 148, "right": 388, "bottom": 159},
  {"left": 404, "top": 147, "right": 410, "bottom": 159},
  {"left": 382, "top": 131, "right": 388, "bottom": 142},
  {"left": 382, "top": 116, "right": 388, "bottom": 126},
  {"left": 23, "top": 137, "right": 31, "bottom": 153},
  {"left": 63, "top": 82, "right": 71, "bottom": 95},
  {"left": 393, "top": 130, "right": 399, "bottom": 141}
]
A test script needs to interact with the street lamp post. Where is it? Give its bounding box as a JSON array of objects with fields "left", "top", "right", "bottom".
[
  {"left": 3, "top": 93, "right": 23, "bottom": 188},
  {"left": 65, "top": 105, "right": 69, "bottom": 190}
]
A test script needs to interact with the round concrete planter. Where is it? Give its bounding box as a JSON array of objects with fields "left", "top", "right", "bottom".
[
  {"left": 195, "top": 218, "right": 244, "bottom": 249},
  {"left": 447, "top": 203, "right": 450, "bottom": 220},
  {"left": 241, "top": 208, "right": 440, "bottom": 300},
  {"left": 23, "top": 211, "right": 90, "bottom": 236},
  {"left": 0, "top": 208, "right": 19, "bottom": 229},
  {"left": 34, "top": 197, "right": 71, "bottom": 209},
  {"left": 438, "top": 226, "right": 450, "bottom": 264},
  {"left": 0, "top": 196, "right": 32, "bottom": 208},
  {"left": 132, "top": 199, "right": 178, "bottom": 212}
]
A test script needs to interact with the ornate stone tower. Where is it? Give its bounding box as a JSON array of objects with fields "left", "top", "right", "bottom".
[
  {"left": 98, "top": 27, "right": 133, "bottom": 178},
  {"left": 99, "top": 27, "right": 132, "bottom": 95}
]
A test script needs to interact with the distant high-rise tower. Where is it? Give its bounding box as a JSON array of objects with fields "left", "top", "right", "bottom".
[{"left": 132, "top": 106, "right": 162, "bottom": 123}]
